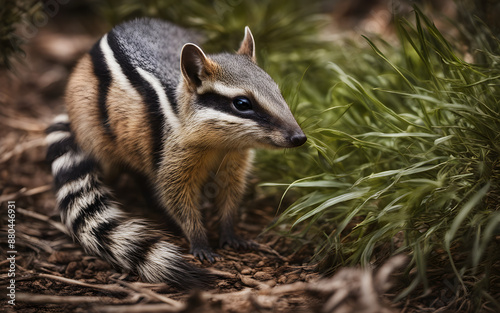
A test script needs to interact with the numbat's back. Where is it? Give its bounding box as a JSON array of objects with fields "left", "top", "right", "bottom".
[{"left": 46, "top": 18, "right": 306, "bottom": 287}]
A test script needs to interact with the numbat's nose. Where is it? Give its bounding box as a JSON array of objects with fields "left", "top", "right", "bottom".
[{"left": 289, "top": 132, "right": 307, "bottom": 147}]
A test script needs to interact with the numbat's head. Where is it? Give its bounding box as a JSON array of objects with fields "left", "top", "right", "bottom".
[{"left": 177, "top": 27, "right": 307, "bottom": 149}]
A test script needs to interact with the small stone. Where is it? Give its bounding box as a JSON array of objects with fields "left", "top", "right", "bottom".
[
  {"left": 48, "top": 251, "right": 82, "bottom": 264},
  {"left": 74, "top": 270, "right": 83, "bottom": 279},
  {"left": 95, "top": 271, "right": 109, "bottom": 283},
  {"left": 253, "top": 271, "right": 273, "bottom": 281},
  {"left": 217, "top": 280, "right": 230, "bottom": 288},
  {"left": 278, "top": 275, "right": 287, "bottom": 284},
  {"left": 286, "top": 274, "right": 300, "bottom": 284},
  {"left": 241, "top": 268, "right": 253, "bottom": 275},
  {"left": 65, "top": 261, "right": 79, "bottom": 276},
  {"left": 91, "top": 259, "right": 111, "bottom": 271},
  {"left": 300, "top": 272, "right": 307, "bottom": 280},
  {"left": 233, "top": 261, "right": 243, "bottom": 272}
]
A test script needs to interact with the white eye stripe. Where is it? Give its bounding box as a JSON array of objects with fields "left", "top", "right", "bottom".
[
  {"left": 197, "top": 81, "right": 248, "bottom": 99},
  {"left": 197, "top": 108, "right": 249, "bottom": 124}
]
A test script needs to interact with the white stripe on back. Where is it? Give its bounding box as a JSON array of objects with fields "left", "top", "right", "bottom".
[
  {"left": 100, "top": 34, "right": 139, "bottom": 96},
  {"left": 136, "top": 67, "right": 180, "bottom": 132}
]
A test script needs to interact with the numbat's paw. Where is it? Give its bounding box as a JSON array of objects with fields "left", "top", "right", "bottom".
[{"left": 190, "top": 244, "right": 221, "bottom": 263}]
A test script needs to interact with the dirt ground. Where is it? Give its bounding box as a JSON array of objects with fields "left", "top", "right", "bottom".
[{"left": 1, "top": 6, "right": 495, "bottom": 313}]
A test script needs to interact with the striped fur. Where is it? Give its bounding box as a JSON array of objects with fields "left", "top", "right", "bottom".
[
  {"left": 46, "top": 115, "right": 211, "bottom": 287},
  {"left": 48, "top": 18, "right": 306, "bottom": 286}
]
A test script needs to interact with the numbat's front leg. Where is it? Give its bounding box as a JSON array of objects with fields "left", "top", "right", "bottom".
[
  {"left": 215, "top": 149, "right": 256, "bottom": 249},
  {"left": 156, "top": 147, "right": 220, "bottom": 262}
]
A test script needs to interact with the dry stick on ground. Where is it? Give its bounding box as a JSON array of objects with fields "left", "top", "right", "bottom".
[
  {"left": 38, "top": 273, "right": 131, "bottom": 294},
  {"left": 253, "top": 242, "right": 288, "bottom": 261},
  {"left": 238, "top": 273, "right": 270, "bottom": 290},
  {"left": 207, "top": 267, "right": 237, "bottom": 279},
  {"left": 0, "top": 113, "right": 47, "bottom": 132},
  {"left": 0, "top": 185, "right": 53, "bottom": 203},
  {"left": 0, "top": 136, "right": 46, "bottom": 164},
  {"left": 35, "top": 273, "right": 184, "bottom": 308},
  {"left": 17, "top": 233, "right": 55, "bottom": 254},
  {"left": 96, "top": 303, "right": 185, "bottom": 313},
  {"left": 16, "top": 293, "right": 120, "bottom": 305},
  {"left": 17, "top": 207, "right": 67, "bottom": 234},
  {"left": 110, "top": 278, "right": 185, "bottom": 310},
  {"left": 202, "top": 285, "right": 303, "bottom": 312}
]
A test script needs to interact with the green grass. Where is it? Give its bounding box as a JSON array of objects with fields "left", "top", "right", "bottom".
[
  {"left": 81, "top": 1, "right": 500, "bottom": 309},
  {"left": 263, "top": 6, "right": 500, "bottom": 309}
]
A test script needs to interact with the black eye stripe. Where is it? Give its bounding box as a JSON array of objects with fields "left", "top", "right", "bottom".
[
  {"left": 232, "top": 96, "right": 253, "bottom": 112},
  {"left": 196, "top": 92, "right": 231, "bottom": 111},
  {"left": 196, "top": 92, "right": 272, "bottom": 126}
]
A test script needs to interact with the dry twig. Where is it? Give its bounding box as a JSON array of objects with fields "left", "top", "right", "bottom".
[
  {"left": 96, "top": 303, "right": 183, "bottom": 313},
  {"left": 0, "top": 114, "right": 47, "bottom": 132},
  {"left": 17, "top": 207, "right": 67, "bottom": 234},
  {"left": 0, "top": 185, "right": 52, "bottom": 203},
  {"left": 38, "top": 273, "right": 130, "bottom": 294},
  {"left": 0, "top": 137, "right": 46, "bottom": 163},
  {"left": 111, "top": 278, "right": 185, "bottom": 310},
  {"left": 17, "top": 293, "right": 118, "bottom": 304}
]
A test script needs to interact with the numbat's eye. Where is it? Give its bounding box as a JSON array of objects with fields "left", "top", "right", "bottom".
[{"left": 232, "top": 96, "right": 253, "bottom": 112}]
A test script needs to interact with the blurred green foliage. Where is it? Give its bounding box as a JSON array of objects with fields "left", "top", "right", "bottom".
[{"left": 0, "top": 0, "right": 41, "bottom": 70}]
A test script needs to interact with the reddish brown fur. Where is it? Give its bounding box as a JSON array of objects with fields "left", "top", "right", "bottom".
[
  {"left": 155, "top": 144, "right": 237, "bottom": 251},
  {"left": 214, "top": 150, "right": 253, "bottom": 243},
  {"left": 65, "top": 54, "right": 155, "bottom": 177}
]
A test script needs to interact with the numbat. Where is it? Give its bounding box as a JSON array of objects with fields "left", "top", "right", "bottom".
[{"left": 46, "top": 18, "right": 306, "bottom": 287}]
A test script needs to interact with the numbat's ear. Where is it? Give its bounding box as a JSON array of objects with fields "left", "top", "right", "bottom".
[
  {"left": 237, "top": 26, "right": 256, "bottom": 63},
  {"left": 180, "top": 43, "right": 217, "bottom": 90}
]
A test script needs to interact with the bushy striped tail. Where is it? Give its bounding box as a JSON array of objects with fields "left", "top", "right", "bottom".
[{"left": 45, "top": 114, "right": 211, "bottom": 288}]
